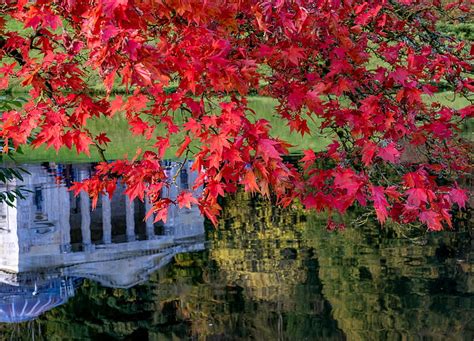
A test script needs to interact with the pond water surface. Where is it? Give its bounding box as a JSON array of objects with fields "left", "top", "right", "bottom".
[{"left": 0, "top": 162, "right": 472, "bottom": 340}]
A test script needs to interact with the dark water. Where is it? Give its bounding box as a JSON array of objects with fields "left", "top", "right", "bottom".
[{"left": 0, "top": 163, "right": 472, "bottom": 340}]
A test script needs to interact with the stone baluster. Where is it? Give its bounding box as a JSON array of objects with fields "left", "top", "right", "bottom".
[
  {"left": 167, "top": 165, "right": 179, "bottom": 227},
  {"left": 78, "top": 168, "right": 92, "bottom": 251},
  {"left": 125, "top": 196, "right": 135, "bottom": 241},
  {"left": 145, "top": 196, "right": 154, "bottom": 239},
  {"left": 102, "top": 194, "right": 112, "bottom": 244},
  {"left": 80, "top": 191, "right": 92, "bottom": 250}
]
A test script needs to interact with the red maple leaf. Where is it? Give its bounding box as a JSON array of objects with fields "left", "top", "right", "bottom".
[
  {"left": 282, "top": 46, "right": 305, "bottom": 66},
  {"left": 377, "top": 143, "right": 400, "bottom": 164},
  {"left": 95, "top": 133, "right": 111, "bottom": 146},
  {"left": 258, "top": 138, "right": 282, "bottom": 162},
  {"left": 176, "top": 136, "right": 191, "bottom": 157},
  {"left": 419, "top": 210, "right": 443, "bottom": 231},
  {"left": 449, "top": 187, "right": 468, "bottom": 209},
  {"left": 177, "top": 191, "right": 199, "bottom": 209},
  {"left": 242, "top": 169, "right": 259, "bottom": 193},
  {"left": 371, "top": 185, "right": 388, "bottom": 224},
  {"left": 2, "top": 0, "right": 470, "bottom": 232},
  {"left": 406, "top": 188, "right": 428, "bottom": 207},
  {"left": 102, "top": 0, "right": 128, "bottom": 16},
  {"left": 362, "top": 142, "right": 377, "bottom": 167},
  {"left": 109, "top": 96, "right": 123, "bottom": 117},
  {"left": 73, "top": 132, "right": 92, "bottom": 156}
]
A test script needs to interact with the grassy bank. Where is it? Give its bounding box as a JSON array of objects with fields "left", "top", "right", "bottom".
[
  {"left": 7, "top": 93, "right": 472, "bottom": 164},
  {"left": 14, "top": 96, "right": 331, "bottom": 163}
]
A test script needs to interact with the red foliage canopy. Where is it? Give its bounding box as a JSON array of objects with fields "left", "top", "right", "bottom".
[{"left": 1, "top": 0, "right": 472, "bottom": 230}]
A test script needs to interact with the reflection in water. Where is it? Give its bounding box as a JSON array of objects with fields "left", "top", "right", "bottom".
[
  {"left": 0, "top": 277, "right": 80, "bottom": 324},
  {"left": 0, "top": 162, "right": 205, "bottom": 324},
  {"left": 0, "top": 163, "right": 472, "bottom": 340},
  {"left": 308, "top": 219, "right": 474, "bottom": 340}
]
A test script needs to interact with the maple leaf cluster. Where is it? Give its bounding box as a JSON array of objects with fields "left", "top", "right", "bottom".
[{"left": 0, "top": 0, "right": 472, "bottom": 231}]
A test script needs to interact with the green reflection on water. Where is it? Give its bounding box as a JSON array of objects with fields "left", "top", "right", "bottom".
[
  {"left": 1, "top": 193, "right": 472, "bottom": 340},
  {"left": 306, "top": 214, "right": 473, "bottom": 341}
]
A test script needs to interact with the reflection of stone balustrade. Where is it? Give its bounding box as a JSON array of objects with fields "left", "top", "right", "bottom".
[
  {"left": 0, "top": 232, "right": 206, "bottom": 323},
  {"left": 0, "top": 162, "right": 206, "bottom": 323},
  {"left": 0, "top": 277, "right": 80, "bottom": 324}
]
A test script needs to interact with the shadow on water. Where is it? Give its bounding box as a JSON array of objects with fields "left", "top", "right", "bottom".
[{"left": 0, "top": 162, "right": 471, "bottom": 340}]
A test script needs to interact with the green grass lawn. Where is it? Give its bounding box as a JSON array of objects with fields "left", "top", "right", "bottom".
[
  {"left": 13, "top": 96, "right": 331, "bottom": 163},
  {"left": 11, "top": 93, "right": 472, "bottom": 164}
]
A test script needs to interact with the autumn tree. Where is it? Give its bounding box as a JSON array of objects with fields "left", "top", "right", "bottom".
[{"left": 0, "top": 0, "right": 472, "bottom": 230}]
